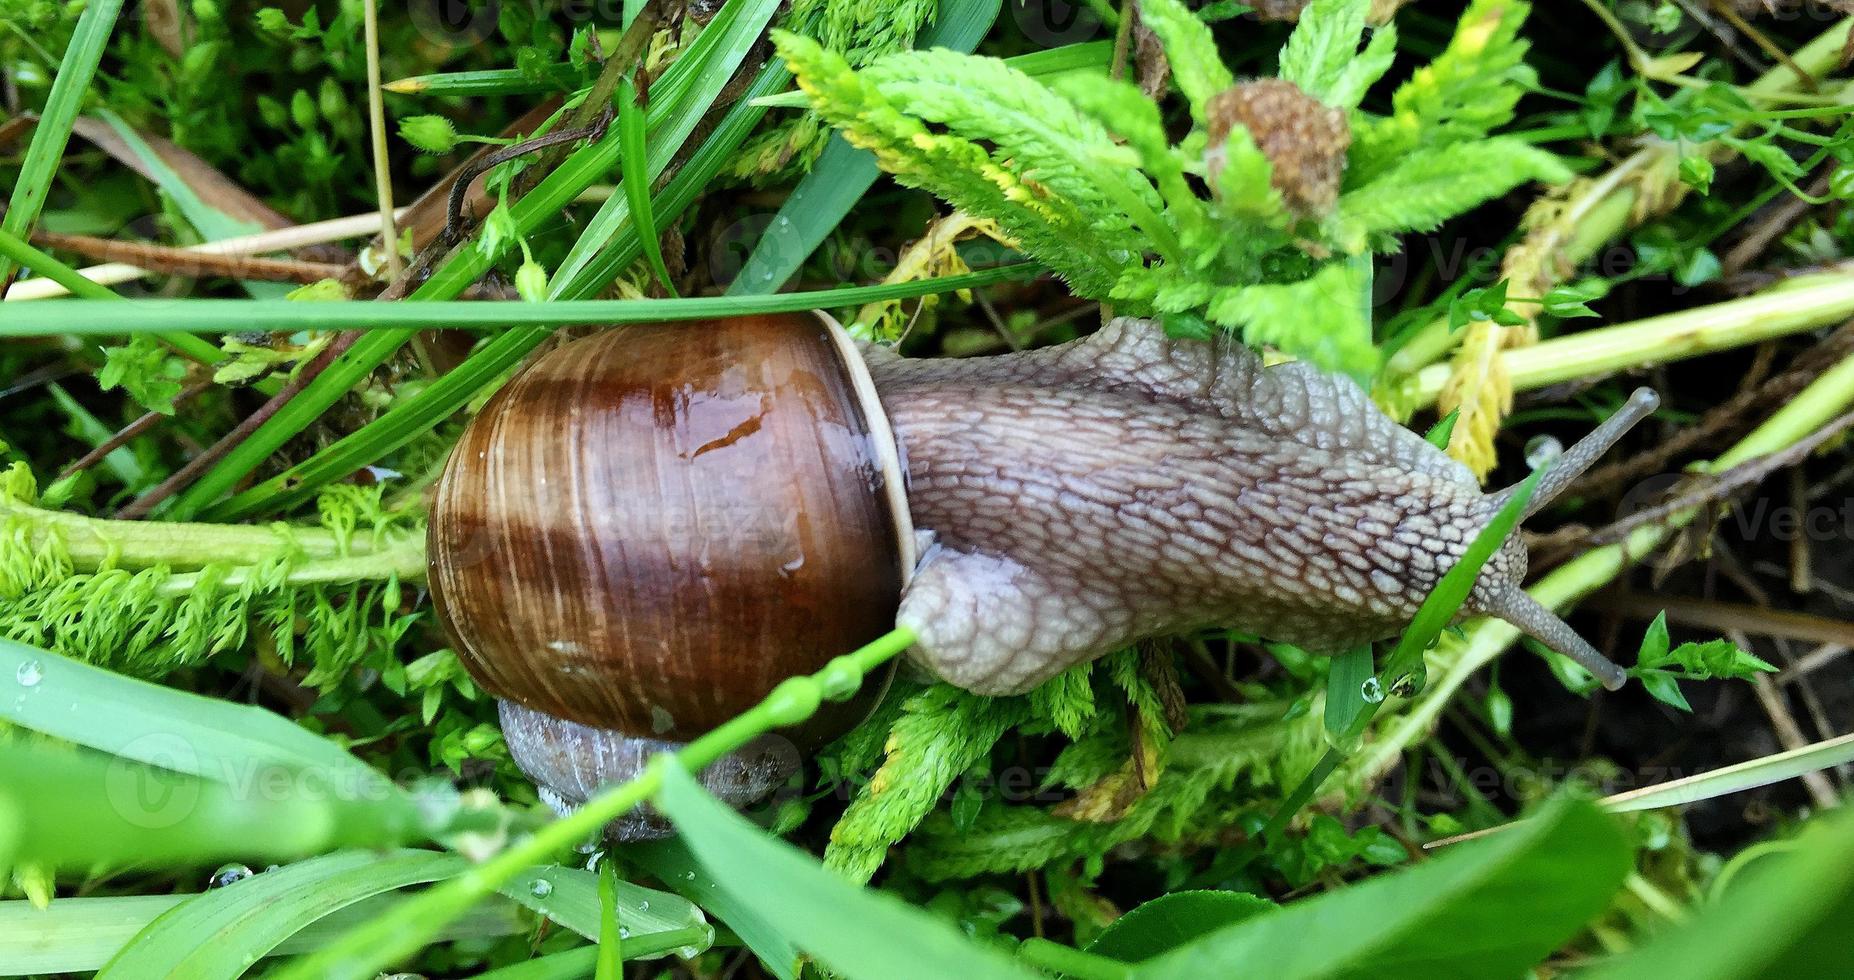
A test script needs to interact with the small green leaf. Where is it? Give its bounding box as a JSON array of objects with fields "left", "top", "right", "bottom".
[
  {"left": 1640, "top": 670, "right": 1693, "bottom": 712},
  {"left": 1637, "top": 611, "right": 1672, "bottom": 667},
  {"left": 1424, "top": 410, "right": 1460, "bottom": 450},
  {"left": 1086, "top": 891, "right": 1276, "bottom": 962}
]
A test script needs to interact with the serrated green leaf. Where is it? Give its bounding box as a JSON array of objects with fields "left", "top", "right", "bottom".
[{"left": 1277, "top": 0, "right": 1371, "bottom": 105}]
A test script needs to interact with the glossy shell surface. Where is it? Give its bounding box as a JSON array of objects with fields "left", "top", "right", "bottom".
[{"left": 428, "top": 313, "right": 906, "bottom": 741}]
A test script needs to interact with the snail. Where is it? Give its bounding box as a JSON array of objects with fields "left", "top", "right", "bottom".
[{"left": 428, "top": 312, "right": 1656, "bottom": 837}]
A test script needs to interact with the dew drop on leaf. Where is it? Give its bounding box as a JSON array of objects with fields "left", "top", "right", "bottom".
[
  {"left": 1525, "top": 435, "right": 1563, "bottom": 470},
  {"left": 14, "top": 660, "right": 42, "bottom": 688},
  {"left": 208, "top": 864, "right": 254, "bottom": 888},
  {"left": 1360, "top": 677, "right": 1385, "bottom": 704},
  {"left": 529, "top": 877, "right": 553, "bottom": 898}
]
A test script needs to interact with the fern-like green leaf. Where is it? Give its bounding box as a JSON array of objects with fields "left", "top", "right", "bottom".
[
  {"left": 1052, "top": 72, "right": 1217, "bottom": 255},
  {"left": 775, "top": 31, "right": 1128, "bottom": 294},
  {"left": 1349, "top": 0, "right": 1535, "bottom": 181},
  {"left": 1277, "top": 0, "right": 1371, "bottom": 105},
  {"left": 823, "top": 684, "right": 1030, "bottom": 883},
  {"left": 863, "top": 49, "right": 1183, "bottom": 260},
  {"left": 1207, "top": 257, "right": 1376, "bottom": 377},
  {"left": 1326, "top": 20, "right": 1398, "bottom": 111},
  {"left": 1335, "top": 140, "right": 1571, "bottom": 247}
]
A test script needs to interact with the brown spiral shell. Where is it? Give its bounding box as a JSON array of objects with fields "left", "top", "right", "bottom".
[{"left": 427, "top": 313, "right": 910, "bottom": 748}]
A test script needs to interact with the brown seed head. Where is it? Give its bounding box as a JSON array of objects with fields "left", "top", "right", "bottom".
[{"left": 1206, "top": 78, "right": 1351, "bottom": 218}]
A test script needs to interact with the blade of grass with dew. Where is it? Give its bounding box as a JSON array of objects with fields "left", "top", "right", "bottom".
[
  {"left": 98, "top": 852, "right": 705, "bottom": 978},
  {"left": 631, "top": 837, "right": 802, "bottom": 980},
  {"left": 0, "top": 227, "right": 224, "bottom": 365},
  {"left": 654, "top": 764, "right": 1040, "bottom": 980},
  {"left": 502, "top": 864, "right": 713, "bottom": 954},
  {"left": 98, "top": 852, "right": 470, "bottom": 979},
  {"left": 268, "top": 626, "right": 914, "bottom": 980},
  {"left": 202, "top": 61, "right": 796, "bottom": 521},
  {"left": 619, "top": 77, "right": 676, "bottom": 295},
  {"left": 0, "top": 743, "right": 425, "bottom": 869},
  {"left": 0, "top": 893, "right": 524, "bottom": 975},
  {"left": 597, "top": 859, "right": 624, "bottom": 977},
  {"left": 725, "top": 0, "right": 1014, "bottom": 295},
  {"left": 547, "top": 0, "right": 783, "bottom": 294},
  {"left": 0, "top": 0, "right": 125, "bottom": 289},
  {"left": 91, "top": 109, "right": 289, "bottom": 298},
  {"left": 202, "top": 265, "right": 1032, "bottom": 520},
  {"left": 161, "top": 0, "right": 782, "bottom": 521},
  {"left": 1128, "top": 798, "right": 1628, "bottom": 979},
  {"left": 0, "top": 639, "right": 402, "bottom": 793},
  {"left": 1321, "top": 645, "right": 1374, "bottom": 748}
]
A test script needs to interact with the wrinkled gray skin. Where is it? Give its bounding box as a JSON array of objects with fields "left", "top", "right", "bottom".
[{"left": 867, "top": 317, "right": 1645, "bottom": 695}]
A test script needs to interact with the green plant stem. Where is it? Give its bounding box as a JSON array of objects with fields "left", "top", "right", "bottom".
[
  {"left": 1396, "top": 269, "right": 1854, "bottom": 409},
  {"left": 1016, "top": 938, "right": 1134, "bottom": 980},
  {"left": 0, "top": 264, "right": 1037, "bottom": 337},
  {"left": 0, "top": 495, "right": 406, "bottom": 570},
  {"left": 272, "top": 625, "right": 919, "bottom": 980},
  {"left": 1351, "top": 347, "right": 1854, "bottom": 793},
  {"left": 0, "top": 228, "right": 223, "bottom": 366}
]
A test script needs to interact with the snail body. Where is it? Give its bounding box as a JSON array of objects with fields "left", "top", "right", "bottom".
[{"left": 429, "top": 313, "right": 1654, "bottom": 836}]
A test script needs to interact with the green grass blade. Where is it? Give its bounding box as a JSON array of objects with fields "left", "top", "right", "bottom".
[
  {"left": 1321, "top": 645, "right": 1374, "bottom": 745},
  {"left": 501, "top": 865, "right": 713, "bottom": 955},
  {"left": 0, "top": 893, "right": 524, "bottom": 975},
  {"left": 0, "top": 227, "right": 223, "bottom": 365},
  {"left": 548, "top": 61, "right": 788, "bottom": 301},
  {"left": 0, "top": 0, "right": 125, "bottom": 289},
  {"left": 0, "top": 742, "right": 423, "bottom": 869},
  {"left": 1581, "top": 804, "right": 1854, "bottom": 980},
  {"left": 619, "top": 77, "right": 677, "bottom": 295},
  {"left": 725, "top": 0, "right": 1019, "bottom": 296},
  {"left": 547, "top": 0, "right": 782, "bottom": 296},
  {"left": 98, "top": 851, "right": 468, "bottom": 979},
  {"left": 197, "top": 264, "right": 1031, "bottom": 520},
  {"left": 95, "top": 853, "right": 705, "bottom": 978},
  {"left": 475, "top": 948, "right": 601, "bottom": 980},
  {"left": 0, "top": 639, "right": 401, "bottom": 794},
  {"left": 387, "top": 63, "right": 582, "bottom": 96},
  {"left": 596, "top": 859, "right": 624, "bottom": 977},
  {"left": 1602, "top": 731, "right": 1854, "bottom": 814},
  {"left": 654, "top": 764, "right": 1040, "bottom": 980},
  {"left": 1129, "top": 798, "right": 1629, "bottom": 979},
  {"left": 0, "top": 265, "right": 1032, "bottom": 336},
  {"left": 630, "top": 838, "right": 802, "bottom": 980}
]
